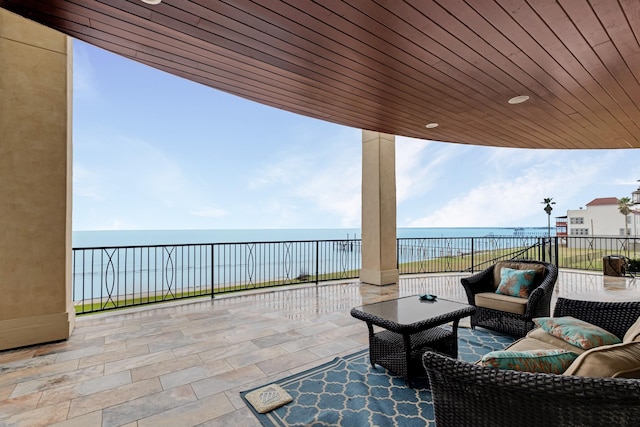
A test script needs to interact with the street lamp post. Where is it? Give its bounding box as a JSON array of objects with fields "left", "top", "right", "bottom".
[{"left": 542, "top": 198, "right": 555, "bottom": 261}]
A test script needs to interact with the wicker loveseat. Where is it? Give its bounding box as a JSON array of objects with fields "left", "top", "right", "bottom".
[
  {"left": 422, "top": 298, "right": 640, "bottom": 427},
  {"left": 461, "top": 260, "right": 558, "bottom": 337}
]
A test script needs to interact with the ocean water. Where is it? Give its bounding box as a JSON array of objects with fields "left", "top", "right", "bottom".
[{"left": 72, "top": 227, "right": 549, "bottom": 248}]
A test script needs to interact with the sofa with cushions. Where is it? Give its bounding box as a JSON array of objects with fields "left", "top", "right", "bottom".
[
  {"left": 461, "top": 259, "right": 559, "bottom": 338},
  {"left": 423, "top": 298, "right": 640, "bottom": 427}
]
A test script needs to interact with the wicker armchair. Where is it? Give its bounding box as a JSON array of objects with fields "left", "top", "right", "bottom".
[
  {"left": 422, "top": 298, "right": 640, "bottom": 427},
  {"left": 461, "top": 260, "right": 558, "bottom": 337}
]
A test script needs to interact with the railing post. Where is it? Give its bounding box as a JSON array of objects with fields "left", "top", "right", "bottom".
[
  {"left": 210, "top": 244, "right": 215, "bottom": 299},
  {"left": 470, "top": 238, "right": 474, "bottom": 273},
  {"left": 315, "top": 241, "right": 319, "bottom": 284},
  {"left": 554, "top": 237, "right": 559, "bottom": 267}
]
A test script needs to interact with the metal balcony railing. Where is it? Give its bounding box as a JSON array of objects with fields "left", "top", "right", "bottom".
[{"left": 72, "top": 235, "right": 639, "bottom": 314}]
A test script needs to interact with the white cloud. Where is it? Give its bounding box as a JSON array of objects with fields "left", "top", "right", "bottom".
[
  {"left": 72, "top": 41, "right": 99, "bottom": 100},
  {"left": 248, "top": 165, "right": 291, "bottom": 189},
  {"left": 244, "top": 129, "right": 362, "bottom": 227},
  {"left": 72, "top": 164, "right": 103, "bottom": 201},
  {"left": 190, "top": 207, "right": 228, "bottom": 218},
  {"left": 396, "top": 137, "right": 467, "bottom": 203},
  {"left": 407, "top": 150, "right": 612, "bottom": 227}
]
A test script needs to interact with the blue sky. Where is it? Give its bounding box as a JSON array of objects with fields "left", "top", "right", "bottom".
[{"left": 72, "top": 40, "right": 640, "bottom": 231}]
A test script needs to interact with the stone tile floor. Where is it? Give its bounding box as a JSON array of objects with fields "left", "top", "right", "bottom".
[{"left": 0, "top": 270, "right": 637, "bottom": 426}]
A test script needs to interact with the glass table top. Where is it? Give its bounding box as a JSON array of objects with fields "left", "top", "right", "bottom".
[{"left": 352, "top": 295, "right": 472, "bottom": 326}]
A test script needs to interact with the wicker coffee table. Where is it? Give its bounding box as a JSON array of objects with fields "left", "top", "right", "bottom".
[{"left": 350, "top": 296, "right": 475, "bottom": 387}]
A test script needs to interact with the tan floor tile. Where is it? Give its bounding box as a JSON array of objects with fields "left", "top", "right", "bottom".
[
  {"left": 0, "top": 383, "right": 16, "bottom": 401},
  {"left": 11, "top": 364, "right": 105, "bottom": 399},
  {"left": 222, "top": 328, "right": 280, "bottom": 345},
  {"left": 195, "top": 407, "right": 261, "bottom": 427},
  {"left": 104, "top": 349, "right": 175, "bottom": 375},
  {"left": 158, "top": 360, "right": 234, "bottom": 390},
  {"left": 38, "top": 370, "right": 131, "bottom": 406},
  {"left": 131, "top": 353, "right": 202, "bottom": 382},
  {"left": 67, "top": 377, "right": 162, "bottom": 418},
  {"left": 0, "top": 359, "right": 80, "bottom": 389},
  {"left": 308, "top": 337, "right": 362, "bottom": 358},
  {"left": 83, "top": 324, "right": 141, "bottom": 341},
  {"left": 31, "top": 341, "right": 83, "bottom": 358},
  {"left": 48, "top": 410, "right": 102, "bottom": 427},
  {"left": 0, "top": 401, "right": 69, "bottom": 427},
  {"left": 295, "top": 322, "right": 339, "bottom": 337},
  {"left": 317, "top": 322, "right": 368, "bottom": 340},
  {"left": 137, "top": 391, "right": 236, "bottom": 427},
  {"left": 73, "top": 319, "right": 125, "bottom": 334},
  {"left": 256, "top": 350, "right": 320, "bottom": 376},
  {"left": 279, "top": 334, "right": 332, "bottom": 353},
  {"left": 117, "top": 330, "right": 185, "bottom": 348},
  {"left": 168, "top": 319, "right": 232, "bottom": 336},
  {"left": 0, "top": 354, "right": 58, "bottom": 376},
  {"left": 54, "top": 341, "right": 127, "bottom": 363},
  {"left": 348, "top": 332, "right": 372, "bottom": 347},
  {"left": 147, "top": 335, "right": 203, "bottom": 353},
  {"left": 225, "top": 346, "right": 290, "bottom": 370},
  {"left": 250, "top": 330, "right": 304, "bottom": 348},
  {"left": 0, "top": 391, "right": 41, "bottom": 418},
  {"left": 102, "top": 384, "right": 196, "bottom": 427},
  {"left": 170, "top": 337, "right": 230, "bottom": 358},
  {"left": 190, "top": 365, "right": 266, "bottom": 399},
  {"left": 77, "top": 343, "right": 150, "bottom": 369},
  {"left": 198, "top": 342, "right": 259, "bottom": 364},
  {"left": 288, "top": 355, "right": 336, "bottom": 375},
  {"left": 0, "top": 349, "right": 37, "bottom": 365}
]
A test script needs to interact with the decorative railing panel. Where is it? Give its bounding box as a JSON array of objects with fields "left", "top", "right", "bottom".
[
  {"left": 72, "top": 235, "right": 639, "bottom": 314},
  {"left": 73, "top": 239, "right": 361, "bottom": 314}
]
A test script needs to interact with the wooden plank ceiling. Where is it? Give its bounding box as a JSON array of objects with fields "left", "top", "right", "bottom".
[{"left": 2, "top": 0, "right": 640, "bottom": 149}]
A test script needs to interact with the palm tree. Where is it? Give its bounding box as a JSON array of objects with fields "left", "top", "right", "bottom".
[
  {"left": 619, "top": 197, "right": 632, "bottom": 237},
  {"left": 542, "top": 198, "right": 555, "bottom": 239}
]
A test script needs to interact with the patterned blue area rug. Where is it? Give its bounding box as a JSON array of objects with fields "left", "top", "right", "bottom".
[{"left": 241, "top": 328, "right": 515, "bottom": 426}]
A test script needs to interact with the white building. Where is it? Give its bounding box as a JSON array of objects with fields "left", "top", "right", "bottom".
[{"left": 566, "top": 197, "right": 640, "bottom": 237}]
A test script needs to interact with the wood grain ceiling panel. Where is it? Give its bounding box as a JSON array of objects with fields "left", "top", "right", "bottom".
[{"left": 2, "top": 0, "right": 639, "bottom": 149}]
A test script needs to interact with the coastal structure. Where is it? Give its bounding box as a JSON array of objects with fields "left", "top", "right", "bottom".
[
  {"left": 563, "top": 197, "right": 640, "bottom": 237},
  {"left": 2, "top": 2, "right": 640, "bottom": 351}
]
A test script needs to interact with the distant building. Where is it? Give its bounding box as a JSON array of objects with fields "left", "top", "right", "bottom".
[
  {"left": 565, "top": 197, "right": 640, "bottom": 237},
  {"left": 555, "top": 215, "right": 567, "bottom": 238}
]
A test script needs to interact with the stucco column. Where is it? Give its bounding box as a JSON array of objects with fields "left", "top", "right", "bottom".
[
  {"left": 360, "top": 130, "right": 399, "bottom": 285},
  {"left": 0, "top": 10, "right": 75, "bottom": 350}
]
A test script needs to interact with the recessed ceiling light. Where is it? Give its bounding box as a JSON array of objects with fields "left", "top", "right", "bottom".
[
  {"left": 425, "top": 123, "right": 439, "bottom": 129},
  {"left": 141, "top": 0, "right": 161, "bottom": 4},
  {"left": 508, "top": 95, "right": 530, "bottom": 104}
]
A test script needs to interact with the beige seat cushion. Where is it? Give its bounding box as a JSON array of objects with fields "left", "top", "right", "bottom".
[
  {"left": 492, "top": 261, "right": 546, "bottom": 291},
  {"left": 524, "top": 327, "right": 586, "bottom": 353},
  {"left": 506, "top": 337, "right": 569, "bottom": 352},
  {"left": 475, "top": 292, "right": 528, "bottom": 315},
  {"left": 563, "top": 341, "right": 640, "bottom": 378},
  {"left": 623, "top": 315, "right": 640, "bottom": 343},
  {"left": 505, "top": 328, "right": 586, "bottom": 354}
]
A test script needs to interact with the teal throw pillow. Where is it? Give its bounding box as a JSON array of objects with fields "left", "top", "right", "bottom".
[
  {"left": 495, "top": 267, "right": 536, "bottom": 298},
  {"left": 481, "top": 349, "right": 579, "bottom": 373},
  {"left": 534, "top": 316, "right": 622, "bottom": 350}
]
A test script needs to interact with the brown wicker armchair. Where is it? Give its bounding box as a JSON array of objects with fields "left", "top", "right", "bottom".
[
  {"left": 423, "top": 298, "right": 640, "bottom": 427},
  {"left": 461, "top": 260, "right": 558, "bottom": 337}
]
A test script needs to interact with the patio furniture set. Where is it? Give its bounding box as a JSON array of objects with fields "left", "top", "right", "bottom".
[{"left": 351, "top": 260, "right": 640, "bottom": 426}]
